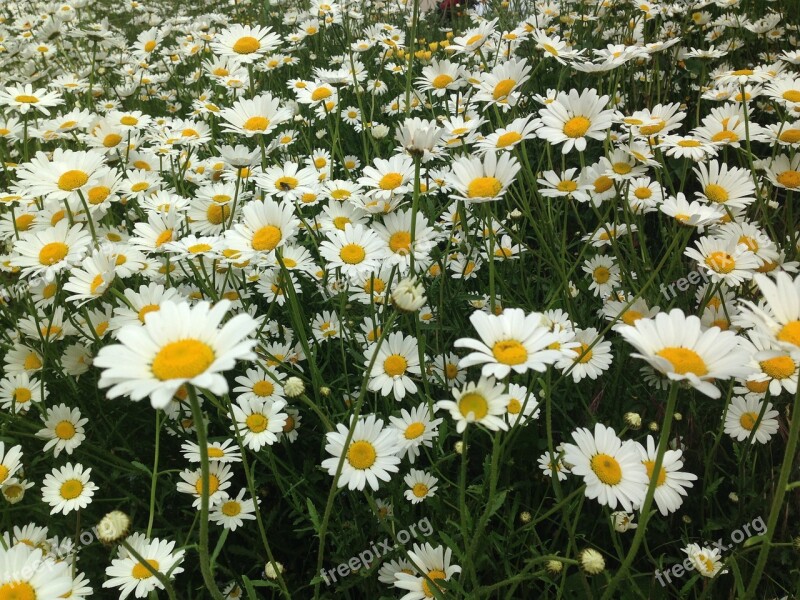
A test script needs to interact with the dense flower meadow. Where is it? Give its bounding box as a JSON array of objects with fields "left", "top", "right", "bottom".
[{"left": 0, "top": 0, "right": 799, "bottom": 597}]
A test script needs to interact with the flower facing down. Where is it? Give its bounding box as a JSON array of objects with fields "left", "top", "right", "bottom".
[
  {"left": 321, "top": 414, "right": 401, "bottom": 491},
  {"left": 682, "top": 543, "right": 726, "bottom": 578},
  {"left": 94, "top": 300, "right": 258, "bottom": 409}
]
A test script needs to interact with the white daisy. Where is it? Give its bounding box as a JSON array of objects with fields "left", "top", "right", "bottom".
[
  {"left": 41, "top": 462, "right": 98, "bottom": 515},
  {"left": 435, "top": 376, "right": 509, "bottom": 434}
]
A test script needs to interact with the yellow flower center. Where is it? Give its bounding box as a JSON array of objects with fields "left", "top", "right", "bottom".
[
  {"left": 194, "top": 473, "right": 219, "bottom": 495},
  {"left": 53, "top": 420, "right": 74, "bottom": 440},
  {"left": 60, "top": 479, "right": 83, "bottom": 500},
  {"left": 422, "top": 569, "right": 447, "bottom": 598},
  {"left": 14, "top": 95, "right": 39, "bottom": 103},
  {"left": 311, "top": 87, "right": 332, "bottom": 102},
  {"left": 90, "top": 274, "right": 105, "bottom": 294},
  {"left": 0, "top": 582, "right": 37, "bottom": 600},
  {"left": 340, "top": 243, "right": 366, "bottom": 264},
  {"left": 590, "top": 453, "right": 622, "bottom": 485},
  {"left": 594, "top": 175, "right": 613, "bottom": 193},
  {"left": 492, "top": 339, "right": 527, "bottom": 365},
  {"left": 656, "top": 347, "right": 708, "bottom": 376},
  {"left": 496, "top": 131, "right": 522, "bottom": 148},
  {"left": 188, "top": 244, "right": 212, "bottom": 254},
  {"left": 39, "top": 241, "right": 68, "bottom": 265},
  {"left": 738, "top": 235, "right": 759, "bottom": 251},
  {"left": 24, "top": 353, "right": 42, "bottom": 370},
  {"left": 103, "top": 133, "right": 122, "bottom": 147},
  {"left": 144, "top": 39, "right": 157, "bottom": 52},
  {"left": 246, "top": 413, "right": 268, "bottom": 433},
  {"left": 779, "top": 128, "right": 800, "bottom": 143},
  {"left": 131, "top": 182, "right": 149, "bottom": 192},
  {"left": 639, "top": 119, "right": 666, "bottom": 135},
  {"left": 507, "top": 398, "right": 521, "bottom": 414},
  {"left": 275, "top": 176, "right": 298, "bottom": 191},
  {"left": 208, "top": 447, "right": 225, "bottom": 458},
  {"left": 678, "top": 139, "right": 701, "bottom": 147},
  {"left": 563, "top": 116, "right": 591, "bottom": 138},
  {"left": 151, "top": 339, "right": 215, "bottom": 380},
  {"left": 621, "top": 310, "right": 643, "bottom": 326},
  {"left": 643, "top": 460, "right": 667, "bottom": 486},
  {"left": 412, "top": 482, "right": 429, "bottom": 498},
  {"left": 492, "top": 78, "right": 516, "bottom": 101},
  {"left": 459, "top": 392, "right": 488, "bottom": 419},
  {"left": 58, "top": 169, "right": 89, "bottom": 191},
  {"left": 467, "top": 176, "right": 502, "bottom": 198},
  {"left": 120, "top": 116, "right": 138, "bottom": 126},
  {"left": 777, "top": 170, "right": 800, "bottom": 189},
  {"left": 243, "top": 116, "right": 270, "bottom": 131},
  {"left": 379, "top": 172, "right": 403, "bottom": 190},
  {"left": 207, "top": 203, "right": 231, "bottom": 225},
  {"left": 283, "top": 416, "right": 296, "bottom": 432},
  {"left": 15, "top": 214, "right": 34, "bottom": 230},
  {"left": 704, "top": 183, "right": 729, "bottom": 203},
  {"left": 251, "top": 380, "right": 274, "bottom": 397},
  {"left": 705, "top": 251, "right": 735, "bottom": 274},
  {"left": 432, "top": 74, "right": 453, "bottom": 88},
  {"left": 347, "top": 440, "right": 377, "bottom": 469},
  {"left": 711, "top": 130, "right": 739, "bottom": 143},
  {"left": 332, "top": 216, "right": 350, "bottom": 230},
  {"left": 221, "top": 500, "right": 241, "bottom": 516},
  {"left": 634, "top": 187, "right": 652, "bottom": 199},
  {"left": 131, "top": 559, "right": 160, "bottom": 580},
  {"left": 233, "top": 36, "right": 260, "bottom": 54},
  {"left": 593, "top": 267, "right": 611, "bottom": 283},
  {"left": 760, "top": 355, "right": 795, "bottom": 379},
  {"left": 778, "top": 321, "right": 800, "bottom": 347},
  {"left": 405, "top": 422, "right": 425, "bottom": 439},
  {"left": 389, "top": 231, "right": 411, "bottom": 254},
  {"left": 14, "top": 388, "right": 31, "bottom": 403},
  {"left": 88, "top": 186, "right": 111, "bottom": 204},
  {"left": 612, "top": 162, "right": 632, "bottom": 174},
  {"left": 557, "top": 180, "right": 578, "bottom": 193},
  {"left": 0, "top": 465, "right": 7, "bottom": 483},
  {"left": 575, "top": 343, "right": 593, "bottom": 364},
  {"left": 739, "top": 411, "right": 758, "bottom": 430},
  {"left": 384, "top": 354, "right": 408, "bottom": 376},
  {"left": 138, "top": 304, "right": 160, "bottom": 323},
  {"left": 252, "top": 225, "right": 282, "bottom": 251},
  {"left": 155, "top": 230, "right": 173, "bottom": 247}
]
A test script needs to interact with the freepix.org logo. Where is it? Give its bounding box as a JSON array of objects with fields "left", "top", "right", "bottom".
[{"left": 320, "top": 517, "right": 433, "bottom": 586}]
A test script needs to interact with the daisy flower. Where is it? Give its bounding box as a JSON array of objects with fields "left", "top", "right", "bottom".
[
  {"left": 231, "top": 398, "right": 288, "bottom": 451},
  {"left": 233, "top": 368, "right": 285, "bottom": 403},
  {"left": 176, "top": 462, "right": 233, "bottom": 509},
  {"left": 372, "top": 209, "right": 438, "bottom": 272},
  {"left": 538, "top": 88, "right": 615, "bottom": 154},
  {"left": 635, "top": 435, "right": 697, "bottom": 515},
  {"left": 739, "top": 272, "right": 800, "bottom": 357},
  {"left": 219, "top": 93, "right": 292, "bottom": 137},
  {"left": 562, "top": 423, "right": 648, "bottom": 512},
  {"left": 212, "top": 24, "right": 282, "bottom": 63},
  {"left": 94, "top": 300, "right": 258, "bottom": 409},
  {"left": 0, "top": 83, "right": 63, "bottom": 115},
  {"left": 404, "top": 469, "right": 439, "bottom": 504},
  {"left": 210, "top": 489, "right": 258, "bottom": 531},
  {"left": 109, "top": 283, "right": 183, "bottom": 330},
  {"left": 740, "top": 335, "right": 798, "bottom": 396},
  {"left": 0, "top": 544, "right": 72, "bottom": 598},
  {"left": 10, "top": 220, "right": 91, "bottom": 281},
  {"left": 538, "top": 168, "right": 592, "bottom": 202},
  {"left": 357, "top": 155, "right": 415, "bottom": 201},
  {"left": 393, "top": 543, "right": 462, "bottom": 600},
  {"left": 694, "top": 161, "right": 756, "bottom": 209},
  {"left": 321, "top": 414, "right": 402, "bottom": 491},
  {"left": 181, "top": 439, "right": 242, "bottom": 463},
  {"left": 454, "top": 308, "right": 565, "bottom": 379},
  {"left": 36, "top": 403, "right": 87, "bottom": 457},
  {"left": 538, "top": 449, "right": 570, "bottom": 481},
  {"left": 225, "top": 198, "right": 299, "bottom": 259},
  {"left": 319, "top": 224, "right": 389, "bottom": 280},
  {"left": 473, "top": 57, "right": 531, "bottom": 110},
  {"left": 583, "top": 255, "right": 620, "bottom": 298},
  {"left": 556, "top": 328, "right": 614, "bottom": 382},
  {"left": 504, "top": 383, "right": 540, "bottom": 426},
  {"left": 41, "top": 463, "right": 98, "bottom": 515},
  {"left": 435, "top": 376, "right": 509, "bottom": 434},
  {"left": 724, "top": 396, "right": 780, "bottom": 444},
  {"left": 684, "top": 237, "right": 760, "bottom": 286},
  {"left": 0, "top": 443, "right": 23, "bottom": 485},
  {"left": 764, "top": 153, "right": 800, "bottom": 190},
  {"left": 103, "top": 535, "right": 185, "bottom": 599},
  {"left": 389, "top": 404, "right": 443, "bottom": 463},
  {"left": 364, "top": 331, "right": 421, "bottom": 401},
  {"left": 659, "top": 192, "right": 724, "bottom": 230},
  {"left": 63, "top": 250, "right": 117, "bottom": 305},
  {"left": 474, "top": 116, "right": 539, "bottom": 154},
  {"left": 416, "top": 59, "right": 465, "bottom": 96},
  {"left": 617, "top": 308, "right": 753, "bottom": 398},
  {"left": 15, "top": 148, "right": 108, "bottom": 203},
  {"left": 446, "top": 152, "right": 521, "bottom": 203},
  {"left": 600, "top": 296, "right": 660, "bottom": 331},
  {"left": 0, "top": 372, "right": 44, "bottom": 414},
  {"left": 682, "top": 543, "right": 725, "bottom": 578}
]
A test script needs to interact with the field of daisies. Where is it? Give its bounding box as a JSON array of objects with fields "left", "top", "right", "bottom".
[{"left": 2, "top": 0, "right": 800, "bottom": 597}]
